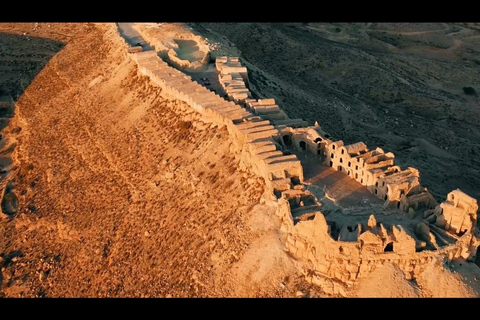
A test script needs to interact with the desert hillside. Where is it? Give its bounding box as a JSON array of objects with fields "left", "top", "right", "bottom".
[
  {"left": 0, "top": 23, "right": 479, "bottom": 298},
  {"left": 195, "top": 22, "right": 480, "bottom": 204},
  {"left": 0, "top": 23, "right": 314, "bottom": 297}
]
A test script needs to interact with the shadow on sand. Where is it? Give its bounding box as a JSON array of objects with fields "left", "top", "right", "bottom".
[{"left": 0, "top": 31, "right": 65, "bottom": 213}]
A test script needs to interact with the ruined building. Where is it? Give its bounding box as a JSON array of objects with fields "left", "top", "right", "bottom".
[{"left": 116, "top": 27, "right": 480, "bottom": 293}]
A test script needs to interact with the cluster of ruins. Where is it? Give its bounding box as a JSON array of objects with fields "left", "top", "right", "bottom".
[
  {"left": 215, "top": 56, "right": 251, "bottom": 103},
  {"left": 116, "top": 26, "right": 480, "bottom": 290},
  {"left": 216, "top": 56, "right": 302, "bottom": 125}
]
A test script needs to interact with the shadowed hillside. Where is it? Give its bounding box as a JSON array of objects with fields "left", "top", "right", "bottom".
[
  {"left": 0, "top": 30, "right": 64, "bottom": 100},
  {"left": 195, "top": 22, "right": 480, "bottom": 204}
]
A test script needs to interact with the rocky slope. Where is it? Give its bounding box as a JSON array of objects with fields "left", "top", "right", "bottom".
[
  {"left": 0, "top": 23, "right": 309, "bottom": 297},
  {"left": 195, "top": 22, "right": 480, "bottom": 204}
]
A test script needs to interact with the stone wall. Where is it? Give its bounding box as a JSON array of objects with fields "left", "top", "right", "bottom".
[
  {"left": 288, "top": 121, "right": 440, "bottom": 215},
  {"left": 277, "top": 193, "right": 479, "bottom": 285},
  {"left": 115, "top": 27, "right": 480, "bottom": 289},
  {"left": 216, "top": 57, "right": 291, "bottom": 123},
  {"left": 134, "top": 24, "right": 210, "bottom": 72},
  {"left": 271, "top": 120, "right": 479, "bottom": 285},
  {"left": 129, "top": 51, "right": 304, "bottom": 196}
]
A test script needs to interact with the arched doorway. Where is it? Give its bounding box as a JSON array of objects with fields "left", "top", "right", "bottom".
[{"left": 283, "top": 135, "right": 292, "bottom": 146}]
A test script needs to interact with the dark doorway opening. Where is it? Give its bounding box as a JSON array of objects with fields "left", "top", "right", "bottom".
[
  {"left": 283, "top": 135, "right": 292, "bottom": 146},
  {"left": 299, "top": 141, "right": 306, "bottom": 151},
  {"left": 274, "top": 190, "right": 282, "bottom": 199},
  {"left": 291, "top": 176, "right": 301, "bottom": 185},
  {"left": 384, "top": 242, "right": 394, "bottom": 252}
]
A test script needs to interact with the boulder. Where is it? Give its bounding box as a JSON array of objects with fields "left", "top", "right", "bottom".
[{"left": 2, "top": 189, "right": 18, "bottom": 215}]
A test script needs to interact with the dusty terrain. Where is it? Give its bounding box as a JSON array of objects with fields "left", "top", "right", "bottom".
[
  {"left": 0, "top": 23, "right": 313, "bottom": 297},
  {"left": 0, "top": 22, "right": 479, "bottom": 297},
  {"left": 195, "top": 22, "right": 480, "bottom": 205}
]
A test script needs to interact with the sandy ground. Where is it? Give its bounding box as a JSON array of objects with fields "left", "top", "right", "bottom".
[
  {"left": 0, "top": 23, "right": 317, "bottom": 297},
  {"left": 0, "top": 22, "right": 479, "bottom": 298},
  {"left": 352, "top": 257, "right": 480, "bottom": 297}
]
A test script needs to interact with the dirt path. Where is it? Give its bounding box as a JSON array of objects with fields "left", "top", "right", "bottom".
[
  {"left": 367, "top": 23, "right": 450, "bottom": 36},
  {"left": 117, "top": 23, "right": 153, "bottom": 51}
]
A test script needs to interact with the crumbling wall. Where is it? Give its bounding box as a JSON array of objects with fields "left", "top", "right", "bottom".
[
  {"left": 436, "top": 189, "right": 479, "bottom": 235},
  {"left": 129, "top": 51, "right": 304, "bottom": 197},
  {"left": 279, "top": 205, "right": 479, "bottom": 285},
  {"left": 134, "top": 24, "right": 210, "bottom": 72},
  {"left": 118, "top": 30, "right": 479, "bottom": 290},
  {"left": 282, "top": 127, "right": 331, "bottom": 156},
  {"left": 321, "top": 135, "right": 442, "bottom": 214}
]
